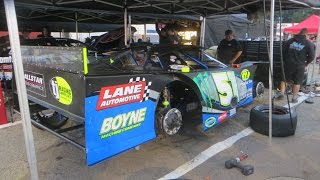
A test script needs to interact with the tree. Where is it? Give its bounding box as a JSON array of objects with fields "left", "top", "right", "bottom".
[{"left": 276, "top": 8, "right": 319, "bottom": 23}]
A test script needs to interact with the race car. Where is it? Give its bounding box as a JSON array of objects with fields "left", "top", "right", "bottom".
[
  {"left": 21, "top": 44, "right": 264, "bottom": 165},
  {"left": 88, "top": 45, "right": 265, "bottom": 132}
]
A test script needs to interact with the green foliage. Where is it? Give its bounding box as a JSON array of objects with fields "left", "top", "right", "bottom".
[{"left": 276, "top": 8, "right": 320, "bottom": 23}]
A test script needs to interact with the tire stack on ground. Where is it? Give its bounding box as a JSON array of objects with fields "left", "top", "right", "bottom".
[{"left": 250, "top": 105, "right": 297, "bottom": 137}]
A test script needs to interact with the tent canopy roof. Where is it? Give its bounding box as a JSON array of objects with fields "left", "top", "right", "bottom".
[
  {"left": 284, "top": 14, "right": 320, "bottom": 34},
  {"left": 1, "top": 0, "right": 320, "bottom": 32}
]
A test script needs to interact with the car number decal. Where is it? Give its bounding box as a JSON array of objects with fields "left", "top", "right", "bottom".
[{"left": 211, "top": 71, "right": 239, "bottom": 107}]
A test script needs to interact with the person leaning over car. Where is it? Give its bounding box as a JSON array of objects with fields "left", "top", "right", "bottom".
[
  {"left": 37, "top": 26, "right": 53, "bottom": 38},
  {"left": 217, "top": 29, "right": 243, "bottom": 65},
  {"left": 277, "top": 28, "right": 315, "bottom": 103}
]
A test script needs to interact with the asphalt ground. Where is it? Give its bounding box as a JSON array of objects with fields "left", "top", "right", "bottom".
[{"left": 1, "top": 92, "right": 320, "bottom": 180}]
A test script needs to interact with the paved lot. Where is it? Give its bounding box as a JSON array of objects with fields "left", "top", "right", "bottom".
[{"left": 1, "top": 93, "right": 320, "bottom": 180}]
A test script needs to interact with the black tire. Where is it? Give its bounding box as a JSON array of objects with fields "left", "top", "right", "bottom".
[
  {"left": 42, "top": 112, "right": 68, "bottom": 128},
  {"left": 32, "top": 111, "right": 68, "bottom": 129},
  {"left": 250, "top": 105, "right": 297, "bottom": 137}
]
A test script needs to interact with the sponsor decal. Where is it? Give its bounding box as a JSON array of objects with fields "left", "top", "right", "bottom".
[
  {"left": 0, "top": 56, "right": 12, "bottom": 64},
  {"left": 99, "top": 107, "right": 147, "bottom": 139},
  {"left": 49, "top": 76, "right": 72, "bottom": 105},
  {"left": 0, "top": 57, "right": 13, "bottom": 81},
  {"left": 96, "top": 77, "right": 152, "bottom": 110},
  {"left": 24, "top": 71, "right": 46, "bottom": 96},
  {"left": 0, "top": 64, "right": 12, "bottom": 69},
  {"left": 193, "top": 71, "right": 239, "bottom": 108},
  {"left": 241, "top": 69, "right": 251, "bottom": 81},
  {"left": 23, "top": 54, "right": 55, "bottom": 64},
  {"left": 204, "top": 117, "right": 216, "bottom": 128},
  {"left": 97, "top": 81, "right": 145, "bottom": 110}
]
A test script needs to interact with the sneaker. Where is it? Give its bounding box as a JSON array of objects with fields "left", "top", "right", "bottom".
[
  {"left": 291, "top": 98, "right": 298, "bottom": 103},
  {"left": 276, "top": 94, "right": 285, "bottom": 100}
]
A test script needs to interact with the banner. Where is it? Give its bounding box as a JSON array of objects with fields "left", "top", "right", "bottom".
[
  {"left": 0, "top": 83, "right": 8, "bottom": 125},
  {"left": 0, "top": 56, "right": 13, "bottom": 81}
]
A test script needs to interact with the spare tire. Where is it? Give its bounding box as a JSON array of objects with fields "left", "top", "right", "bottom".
[{"left": 250, "top": 105, "right": 297, "bottom": 137}]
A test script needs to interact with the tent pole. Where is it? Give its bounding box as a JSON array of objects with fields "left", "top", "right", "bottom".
[
  {"left": 75, "top": 12, "right": 79, "bottom": 40},
  {"left": 307, "top": 23, "right": 320, "bottom": 85},
  {"left": 144, "top": 23, "right": 147, "bottom": 42},
  {"left": 124, "top": 1, "right": 128, "bottom": 47},
  {"left": 4, "top": 0, "right": 39, "bottom": 179},
  {"left": 200, "top": 16, "right": 206, "bottom": 47},
  {"left": 129, "top": 14, "right": 132, "bottom": 44},
  {"left": 269, "top": 0, "right": 275, "bottom": 144}
]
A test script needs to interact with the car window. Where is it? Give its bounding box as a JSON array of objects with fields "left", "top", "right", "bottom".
[{"left": 108, "top": 50, "right": 137, "bottom": 69}]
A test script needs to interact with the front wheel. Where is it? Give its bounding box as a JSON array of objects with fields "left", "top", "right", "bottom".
[{"left": 156, "top": 108, "right": 182, "bottom": 136}]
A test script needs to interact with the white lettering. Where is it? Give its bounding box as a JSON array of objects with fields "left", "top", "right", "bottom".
[
  {"left": 129, "top": 110, "right": 139, "bottom": 126},
  {"left": 113, "top": 87, "right": 123, "bottom": 97},
  {"left": 25, "top": 74, "right": 43, "bottom": 84},
  {"left": 111, "top": 115, "right": 122, "bottom": 131},
  {"left": 103, "top": 90, "right": 112, "bottom": 99},
  {"left": 99, "top": 108, "right": 147, "bottom": 135},
  {"left": 51, "top": 80, "right": 59, "bottom": 99},
  {"left": 103, "top": 84, "right": 143, "bottom": 99},
  {"left": 0, "top": 57, "right": 12, "bottom": 63},
  {"left": 99, "top": 94, "right": 142, "bottom": 108},
  {"left": 100, "top": 117, "right": 112, "bottom": 134},
  {"left": 133, "top": 84, "right": 142, "bottom": 93},
  {"left": 138, "top": 108, "right": 147, "bottom": 123},
  {"left": 121, "top": 112, "right": 132, "bottom": 128},
  {"left": 124, "top": 85, "right": 134, "bottom": 95}
]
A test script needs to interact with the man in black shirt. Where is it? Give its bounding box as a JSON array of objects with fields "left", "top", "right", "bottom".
[
  {"left": 217, "top": 30, "right": 243, "bottom": 65},
  {"left": 37, "top": 26, "right": 53, "bottom": 38},
  {"left": 277, "top": 28, "right": 315, "bottom": 103}
]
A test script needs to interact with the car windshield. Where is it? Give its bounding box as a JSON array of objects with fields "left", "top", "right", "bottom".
[
  {"left": 152, "top": 45, "right": 227, "bottom": 69},
  {"left": 92, "top": 45, "right": 227, "bottom": 71}
]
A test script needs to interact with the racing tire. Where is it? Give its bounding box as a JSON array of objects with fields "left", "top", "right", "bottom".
[
  {"left": 250, "top": 105, "right": 297, "bottom": 137},
  {"left": 32, "top": 111, "right": 68, "bottom": 129}
]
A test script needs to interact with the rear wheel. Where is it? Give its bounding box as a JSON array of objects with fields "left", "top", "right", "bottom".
[{"left": 32, "top": 109, "right": 68, "bottom": 129}]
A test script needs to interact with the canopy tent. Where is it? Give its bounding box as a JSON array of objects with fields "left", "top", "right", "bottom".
[
  {"left": 0, "top": 0, "right": 319, "bottom": 32},
  {"left": 284, "top": 14, "right": 320, "bottom": 34}
]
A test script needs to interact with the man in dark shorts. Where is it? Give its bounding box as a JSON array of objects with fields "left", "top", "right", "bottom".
[
  {"left": 278, "top": 28, "right": 315, "bottom": 103},
  {"left": 217, "top": 30, "right": 243, "bottom": 65}
]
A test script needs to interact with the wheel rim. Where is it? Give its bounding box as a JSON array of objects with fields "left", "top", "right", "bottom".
[
  {"left": 40, "top": 111, "right": 68, "bottom": 127},
  {"left": 162, "top": 108, "right": 182, "bottom": 135},
  {"left": 256, "top": 82, "right": 265, "bottom": 97}
]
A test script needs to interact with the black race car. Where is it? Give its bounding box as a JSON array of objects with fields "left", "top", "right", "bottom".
[{"left": 21, "top": 44, "right": 265, "bottom": 165}]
